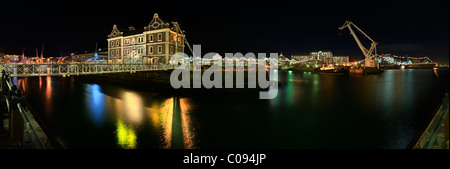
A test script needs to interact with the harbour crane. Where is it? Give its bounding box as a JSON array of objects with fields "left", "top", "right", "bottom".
[{"left": 339, "top": 21, "right": 379, "bottom": 68}]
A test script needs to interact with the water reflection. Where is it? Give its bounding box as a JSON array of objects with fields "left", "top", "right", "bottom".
[
  {"left": 13, "top": 69, "right": 448, "bottom": 149},
  {"left": 45, "top": 76, "right": 53, "bottom": 117},
  {"left": 102, "top": 90, "right": 196, "bottom": 149},
  {"left": 147, "top": 97, "right": 197, "bottom": 149},
  {"left": 11, "top": 76, "right": 18, "bottom": 87},
  {"left": 158, "top": 97, "right": 173, "bottom": 149},
  {"left": 179, "top": 98, "right": 196, "bottom": 149},
  {"left": 285, "top": 71, "right": 294, "bottom": 107},
  {"left": 122, "top": 92, "right": 144, "bottom": 126},
  {"left": 116, "top": 119, "right": 137, "bottom": 149},
  {"left": 434, "top": 68, "right": 439, "bottom": 79},
  {"left": 85, "top": 84, "right": 106, "bottom": 126}
]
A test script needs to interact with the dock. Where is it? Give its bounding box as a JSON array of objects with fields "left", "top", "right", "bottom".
[{"left": 0, "top": 71, "right": 54, "bottom": 149}]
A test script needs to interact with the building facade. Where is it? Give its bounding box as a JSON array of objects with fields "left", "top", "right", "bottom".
[
  {"left": 292, "top": 51, "right": 350, "bottom": 66},
  {"left": 71, "top": 48, "right": 108, "bottom": 63},
  {"left": 291, "top": 55, "right": 313, "bottom": 62},
  {"left": 107, "top": 13, "right": 185, "bottom": 64},
  {"left": 333, "top": 56, "right": 349, "bottom": 65}
]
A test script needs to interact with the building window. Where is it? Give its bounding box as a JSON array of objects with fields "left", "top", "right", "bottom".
[
  {"left": 150, "top": 46, "right": 153, "bottom": 54},
  {"left": 150, "top": 35, "right": 154, "bottom": 42},
  {"left": 116, "top": 40, "right": 119, "bottom": 46},
  {"left": 158, "top": 33, "right": 162, "bottom": 41},
  {"left": 116, "top": 50, "right": 119, "bottom": 56},
  {"left": 170, "top": 46, "right": 174, "bottom": 54},
  {"left": 158, "top": 45, "right": 162, "bottom": 54},
  {"left": 111, "top": 41, "right": 114, "bottom": 47},
  {"left": 111, "top": 50, "right": 114, "bottom": 56},
  {"left": 125, "top": 39, "right": 130, "bottom": 45}
]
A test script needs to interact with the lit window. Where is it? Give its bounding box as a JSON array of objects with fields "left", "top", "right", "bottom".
[
  {"left": 158, "top": 46, "right": 162, "bottom": 54},
  {"left": 158, "top": 33, "right": 162, "bottom": 41}
]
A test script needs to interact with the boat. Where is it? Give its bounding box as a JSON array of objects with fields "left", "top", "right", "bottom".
[{"left": 314, "top": 68, "right": 345, "bottom": 75}]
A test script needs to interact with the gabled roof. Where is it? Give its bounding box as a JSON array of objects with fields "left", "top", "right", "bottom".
[
  {"left": 123, "top": 27, "right": 145, "bottom": 36},
  {"left": 108, "top": 24, "right": 123, "bottom": 38},
  {"left": 108, "top": 13, "right": 179, "bottom": 39},
  {"left": 145, "top": 13, "right": 170, "bottom": 31}
]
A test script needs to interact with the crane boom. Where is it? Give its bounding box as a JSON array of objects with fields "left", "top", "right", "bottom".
[{"left": 339, "top": 21, "right": 379, "bottom": 68}]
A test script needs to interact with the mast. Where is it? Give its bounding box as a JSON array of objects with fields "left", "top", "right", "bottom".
[
  {"left": 94, "top": 42, "right": 98, "bottom": 61},
  {"left": 21, "top": 47, "right": 25, "bottom": 62},
  {"left": 40, "top": 44, "right": 44, "bottom": 63},
  {"left": 36, "top": 48, "right": 39, "bottom": 62}
]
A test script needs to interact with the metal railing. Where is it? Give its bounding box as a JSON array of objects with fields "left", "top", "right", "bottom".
[
  {"left": 0, "top": 64, "right": 177, "bottom": 77},
  {"left": 2, "top": 72, "right": 53, "bottom": 148},
  {"left": 18, "top": 103, "right": 54, "bottom": 149},
  {"left": 413, "top": 92, "right": 449, "bottom": 149}
]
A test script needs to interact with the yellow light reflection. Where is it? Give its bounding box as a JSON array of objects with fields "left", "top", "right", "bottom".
[
  {"left": 39, "top": 76, "right": 42, "bottom": 89},
  {"left": 45, "top": 76, "right": 53, "bottom": 117},
  {"left": 147, "top": 97, "right": 197, "bottom": 149},
  {"left": 179, "top": 98, "right": 196, "bottom": 149},
  {"left": 116, "top": 120, "right": 137, "bottom": 149},
  {"left": 159, "top": 98, "right": 174, "bottom": 149},
  {"left": 122, "top": 92, "right": 144, "bottom": 126},
  {"left": 17, "top": 78, "right": 28, "bottom": 93}
]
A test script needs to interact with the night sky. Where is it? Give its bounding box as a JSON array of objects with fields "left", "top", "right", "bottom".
[{"left": 0, "top": 0, "right": 448, "bottom": 64}]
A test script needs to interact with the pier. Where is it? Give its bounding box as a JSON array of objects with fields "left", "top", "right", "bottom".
[
  {"left": 0, "top": 72, "right": 53, "bottom": 148},
  {"left": 411, "top": 91, "right": 449, "bottom": 149}
]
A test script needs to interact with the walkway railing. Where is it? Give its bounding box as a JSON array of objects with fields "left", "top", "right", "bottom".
[
  {"left": 0, "top": 64, "right": 177, "bottom": 77},
  {"left": 413, "top": 91, "right": 449, "bottom": 149}
]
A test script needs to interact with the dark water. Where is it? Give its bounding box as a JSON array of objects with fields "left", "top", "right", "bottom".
[{"left": 14, "top": 68, "right": 449, "bottom": 149}]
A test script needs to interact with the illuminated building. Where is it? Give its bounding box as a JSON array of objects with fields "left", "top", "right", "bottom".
[
  {"left": 292, "top": 51, "right": 334, "bottom": 66},
  {"left": 333, "top": 56, "right": 349, "bottom": 65},
  {"left": 107, "top": 13, "right": 185, "bottom": 64},
  {"left": 310, "top": 51, "right": 333, "bottom": 61},
  {"left": 291, "top": 55, "right": 313, "bottom": 62},
  {"left": 71, "top": 48, "right": 108, "bottom": 63},
  {"left": 1, "top": 54, "right": 20, "bottom": 63}
]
